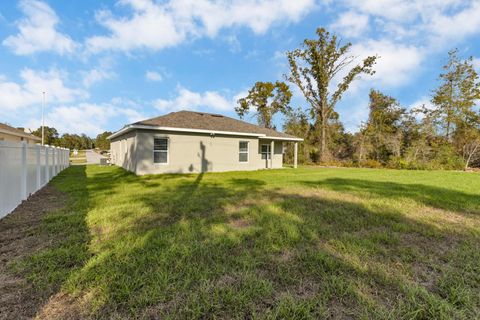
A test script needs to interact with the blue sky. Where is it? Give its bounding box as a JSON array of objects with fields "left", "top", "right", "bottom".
[{"left": 1, "top": 0, "right": 480, "bottom": 137}]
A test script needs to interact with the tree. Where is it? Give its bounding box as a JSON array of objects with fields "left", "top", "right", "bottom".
[
  {"left": 57, "top": 133, "right": 93, "bottom": 150},
  {"left": 31, "top": 126, "right": 59, "bottom": 145},
  {"left": 454, "top": 113, "right": 480, "bottom": 169},
  {"left": 95, "top": 131, "right": 112, "bottom": 150},
  {"left": 283, "top": 108, "right": 313, "bottom": 164},
  {"left": 286, "top": 27, "right": 377, "bottom": 162},
  {"left": 362, "top": 90, "right": 405, "bottom": 163},
  {"left": 431, "top": 49, "right": 480, "bottom": 139},
  {"left": 236, "top": 81, "right": 292, "bottom": 129}
]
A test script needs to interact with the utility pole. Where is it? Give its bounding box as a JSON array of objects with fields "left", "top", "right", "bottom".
[{"left": 42, "top": 91, "right": 45, "bottom": 145}]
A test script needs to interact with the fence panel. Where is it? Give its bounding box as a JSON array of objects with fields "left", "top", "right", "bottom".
[
  {"left": 0, "top": 142, "right": 69, "bottom": 219},
  {"left": 26, "top": 144, "right": 37, "bottom": 195}
]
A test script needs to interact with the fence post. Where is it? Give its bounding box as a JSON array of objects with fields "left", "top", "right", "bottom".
[
  {"left": 45, "top": 145, "right": 50, "bottom": 182},
  {"left": 53, "top": 147, "right": 57, "bottom": 176},
  {"left": 36, "top": 144, "right": 41, "bottom": 189},
  {"left": 56, "top": 147, "right": 60, "bottom": 173},
  {"left": 21, "top": 142, "right": 27, "bottom": 200}
]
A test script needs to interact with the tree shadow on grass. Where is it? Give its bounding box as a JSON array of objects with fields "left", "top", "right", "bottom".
[
  {"left": 51, "top": 168, "right": 479, "bottom": 319},
  {"left": 300, "top": 178, "right": 480, "bottom": 215}
]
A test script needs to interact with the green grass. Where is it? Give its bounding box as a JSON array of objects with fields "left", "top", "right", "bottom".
[{"left": 18, "top": 166, "right": 480, "bottom": 318}]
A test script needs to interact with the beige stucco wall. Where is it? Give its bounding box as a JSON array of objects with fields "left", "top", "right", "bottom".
[
  {"left": 110, "top": 130, "right": 137, "bottom": 172},
  {"left": 0, "top": 132, "right": 40, "bottom": 144},
  {"left": 111, "top": 129, "right": 284, "bottom": 175}
]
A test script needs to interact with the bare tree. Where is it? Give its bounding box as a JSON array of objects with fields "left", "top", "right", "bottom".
[{"left": 286, "top": 28, "right": 377, "bottom": 162}]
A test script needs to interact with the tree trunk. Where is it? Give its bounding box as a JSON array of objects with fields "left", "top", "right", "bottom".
[
  {"left": 320, "top": 122, "right": 326, "bottom": 162},
  {"left": 446, "top": 119, "right": 451, "bottom": 140},
  {"left": 465, "top": 143, "right": 478, "bottom": 170},
  {"left": 359, "top": 134, "right": 365, "bottom": 162}
]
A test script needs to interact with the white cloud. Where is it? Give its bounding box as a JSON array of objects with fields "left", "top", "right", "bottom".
[
  {"left": 86, "top": 3, "right": 185, "bottom": 53},
  {"left": 408, "top": 96, "right": 434, "bottom": 111},
  {"left": 0, "top": 69, "right": 87, "bottom": 111},
  {"left": 25, "top": 101, "right": 146, "bottom": 136},
  {"left": 86, "top": 0, "right": 316, "bottom": 53},
  {"left": 3, "top": 0, "right": 76, "bottom": 55},
  {"left": 330, "top": 11, "right": 369, "bottom": 38},
  {"left": 82, "top": 69, "right": 116, "bottom": 87},
  {"left": 173, "top": 0, "right": 315, "bottom": 36},
  {"left": 337, "top": 0, "right": 480, "bottom": 44},
  {"left": 145, "top": 71, "right": 163, "bottom": 81},
  {"left": 427, "top": 1, "right": 480, "bottom": 45},
  {"left": 344, "top": 0, "right": 464, "bottom": 23},
  {"left": 351, "top": 40, "right": 424, "bottom": 87},
  {"left": 154, "top": 86, "right": 235, "bottom": 112}
]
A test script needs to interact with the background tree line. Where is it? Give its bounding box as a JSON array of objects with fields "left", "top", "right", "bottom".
[
  {"left": 237, "top": 28, "right": 480, "bottom": 170},
  {"left": 31, "top": 127, "right": 112, "bottom": 151}
]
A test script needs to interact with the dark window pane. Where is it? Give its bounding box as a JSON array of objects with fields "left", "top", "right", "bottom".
[
  {"left": 154, "top": 138, "right": 168, "bottom": 151},
  {"left": 154, "top": 151, "right": 168, "bottom": 163},
  {"left": 239, "top": 152, "right": 248, "bottom": 162},
  {"left": 239, "top": 141, "right": 248, "bottom": 152}
]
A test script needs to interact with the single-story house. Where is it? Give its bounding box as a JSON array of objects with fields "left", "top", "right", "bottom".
[
  {"left": 108, "top": 110, "right": 302, "bottom": 175},
  {"left": 0, "top": 123, "right": 41, "bottom": 144}
]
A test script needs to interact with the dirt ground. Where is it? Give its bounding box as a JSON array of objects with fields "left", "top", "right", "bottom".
[{"left": 0, "top": 186, "right": 67, "bottom": 320}]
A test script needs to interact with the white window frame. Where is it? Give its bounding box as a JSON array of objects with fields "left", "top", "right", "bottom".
[
  {"left": 261, "top": 144, "right": 271, "bottom": 160},
  {"left": 239, "top": 141, "right": 249, "bottom": 163},
  {"left": 153, "top": 137, "right": 169, "bottom": 165}
]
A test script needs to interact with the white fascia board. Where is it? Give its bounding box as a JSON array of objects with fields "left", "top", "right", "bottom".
[
  {"left": 260, "top": 136, "right": 304, "bottom": 142},
  {"left": 107, "top": 125, "right": 267, "bottom": 140}
]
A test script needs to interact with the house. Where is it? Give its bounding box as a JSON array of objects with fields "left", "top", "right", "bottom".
[
  {"left": 0, "top": 123, "right": 41, "bottom": 144},
  {"left": 108, "top": 110, "right": 302, "bottom": 175}
]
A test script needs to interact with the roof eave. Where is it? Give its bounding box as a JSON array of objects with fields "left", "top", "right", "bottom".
[
  {"left": 261, "top": 136, "right": 304, "bottom": 142},
  {"left": 108, "top": 125, "right": 268, "bottom": 140}
]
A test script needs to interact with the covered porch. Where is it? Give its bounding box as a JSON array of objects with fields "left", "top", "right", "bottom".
[{"left": 258, "top": 137, "right": 302, "bottom": 169}]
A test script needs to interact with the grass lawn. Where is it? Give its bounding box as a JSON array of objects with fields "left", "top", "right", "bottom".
[{"left": 11, "top": 165, "right": 480, "bottom": 319}]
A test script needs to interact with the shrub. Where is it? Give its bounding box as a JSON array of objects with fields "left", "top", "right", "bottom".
[{"left": 359, "top": 159, "right": 383, "bottom": 168}]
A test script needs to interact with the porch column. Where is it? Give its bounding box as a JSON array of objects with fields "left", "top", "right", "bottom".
[
  {"left": 294, "top": 142, "right": 298, "bottom": 169},
  {"left": 270, "top": 140, "right": 274, "bottom": 169}
]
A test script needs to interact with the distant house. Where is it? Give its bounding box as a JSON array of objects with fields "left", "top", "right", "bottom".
[
  {"left": 108, "top": 111, "right": 302, "bottom": 175},
  {"left": 0, "top": 123, "right": 41, "bottom": 144}
]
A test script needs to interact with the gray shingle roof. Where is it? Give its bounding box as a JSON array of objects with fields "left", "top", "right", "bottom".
[{"left": 133, "top": 111, "right": 301, "bottom": 140}]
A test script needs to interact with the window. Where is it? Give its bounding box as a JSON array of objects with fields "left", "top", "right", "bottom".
[
  {"left": 261, "top": 144, "right": 271, "bottom": 160},
  {"left": 239, "top": 141, "right": 249, "bottom": 162},
  {"left": 154, "top": 138, "right": 168, "bottom": 164}
]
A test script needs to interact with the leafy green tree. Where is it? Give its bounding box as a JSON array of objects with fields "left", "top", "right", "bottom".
[
  {"left": 328, "top": 115, "right": 355, "bottom": 161},
  {"left": 431, "top": 49, "right": 480, "bottom": 139},
  {"left": 283, "top": 108, "right": 313, "bottom": 164},
  {"left": 454, "top": 113, "right": 480, "bottom": 169},
  {"left": 58, "top": 133, "right": 93, "bottom": 150},
  {"left": 32, "top": 126, "right": 59, "bottom": 145},
  {"left": 95, "top": 131, "right": 112, "bottom": 150},
  {"left": 236, "top": 81, "right": 292, "bottom": 129},
  {"left": 286, "top": 27, "right": 377, "bottom": 162},
  {"left": 362, "top": 90, "right": 405, "bottom": 163}
]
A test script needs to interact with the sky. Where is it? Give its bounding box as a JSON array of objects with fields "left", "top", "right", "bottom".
[{"left": 1, "top": 0, "right": 480, "bottom": 137}]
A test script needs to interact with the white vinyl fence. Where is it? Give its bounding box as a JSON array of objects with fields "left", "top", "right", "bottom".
[{"left": 0, "top": 141, "right": 69, "bottom": 219}]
